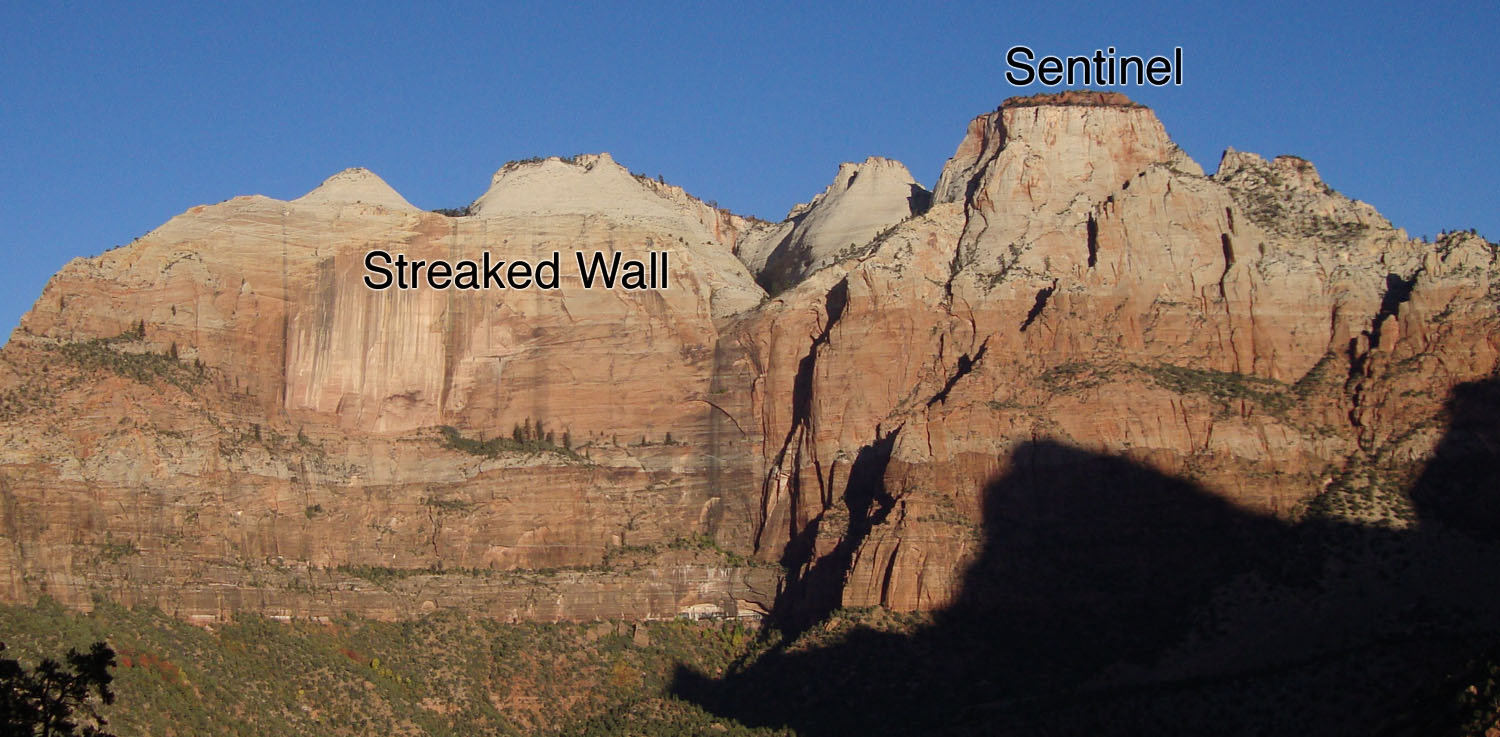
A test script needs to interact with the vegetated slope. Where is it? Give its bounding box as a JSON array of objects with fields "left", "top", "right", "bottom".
[{"left": 0, "top": 598, "right": 787, "bottom": 737}]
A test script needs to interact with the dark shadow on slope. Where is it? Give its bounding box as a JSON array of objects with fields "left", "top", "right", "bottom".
[
  {"left": 927, "top": 339, "right": 988, "bottom": 407},
  {"left": 1350, "top": 272, "right": 1423, "bottom": 381},
  {"left": 754, "top": 278, "right": 866, "bottom": 630},
  {"left": 677, "top": 378, "right": 1500, "bottom": 736},
  {"left": 1018, "top": 281, "right": 1056, "bottom": 333},
  {"left": 788, "top": 280, "right": 849, "bottom": 427},
  {"left": 772, "top": 426, "right": 900, "bottom": 638},
  {"left": 1408, "top": 377, "right": 1500, "bottom": 542},
  {"left": 756, "top": 280, "right": 848, "bottom": 548},
  {"left": 756, "top": 210, "right": 813, "bottom": 295},
  {"left": 908, "top": 185, "right": 933, "bottom": 218},
  {"left": 1371, "top": 272, "right": 1420, "bottom": 350}
]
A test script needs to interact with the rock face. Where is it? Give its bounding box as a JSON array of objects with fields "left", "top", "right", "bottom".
[
  {"left": 737, "top": 156, "right": 931, "bottom": 294},
  {"left": 295, "top": 167, "right": 421, "bottom": 211},
  {"left": 0, "top": 94, "right": 1496, "bottom": 627},
  {"left": 0, "top": 157, "right": 777, "bottom": 622},
  {"left": 733, "top": 95, "right": 1498, "bottom": 623}
]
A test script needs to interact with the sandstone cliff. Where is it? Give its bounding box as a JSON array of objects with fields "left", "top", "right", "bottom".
[
  {"left": 725, "top": 90, "right": 1497, "bottom": 620},
  {"left": 0, "top": 156, "right": 778, "bottom": 622},
  {"left": 0, "top": 92, "right": 1494, "bottom": 629},
  {"left": 736, "top": 156, "right": 931, "bottom": 294}
]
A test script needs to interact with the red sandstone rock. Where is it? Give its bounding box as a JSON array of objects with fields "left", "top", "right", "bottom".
[{"left": 0, "top": 95, "right": 1494, "bottom": 623}]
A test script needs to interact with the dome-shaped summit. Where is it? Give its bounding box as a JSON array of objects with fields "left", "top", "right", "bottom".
[{"left": 294, "top": 168, "right": 418, "bottom": 211}]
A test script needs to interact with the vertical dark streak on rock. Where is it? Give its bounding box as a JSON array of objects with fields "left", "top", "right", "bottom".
[
  {"left": 1218, "top": 234, "right": 1235, "bottom": 301},
  {"left": 1345, "top": 270, "right": 1423, "bottom": 443},
  {"left": 773, "top": 424, "right": 901, "bottom": 638},
  {"left": 1348, "top": 271, "right": 1422, "bottom": 384},
  {"left": 1086, "top": 215, "right": 1099, "bottom": 268},
  {"left": 1370, "top": 271, "right": 1419, "bottom": 351},
  {"left": 754, "top": 279, "right": 850, "bottom": 553},
  {"left": 878, "top": 540, "right": 901, "bottom": 608},
  {"left": 439, "top": 218, "right": 460, "bottom": 416},
  {"left": 946, "top": 113, "right": 1006, "bottom": 303},
  {"left": 704, "top": 339, "right": 732, "bottom": 542},
  {"left": 279, "top": 211, "right": 290, "bottom": 413}
]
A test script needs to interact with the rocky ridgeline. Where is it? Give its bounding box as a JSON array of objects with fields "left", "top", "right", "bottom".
[{"left": 0, "top": 92, "right": 1494, "bottom": 628}]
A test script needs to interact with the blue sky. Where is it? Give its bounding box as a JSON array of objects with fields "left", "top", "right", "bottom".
[{"left": 2, "top": 1, "right": 1496, "bottom": 339}]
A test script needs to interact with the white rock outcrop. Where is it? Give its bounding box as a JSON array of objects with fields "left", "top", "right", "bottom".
[
  {"left": 294, "top": 167, "right": 419, "bottom": 212},
  {"left": 737, "top": 156, "right": 931, "bottom": 293}
]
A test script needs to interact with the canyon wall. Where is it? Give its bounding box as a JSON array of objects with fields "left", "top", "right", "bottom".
[{"left": 0, "top": 92, "right": 1494, "bottom": 624}]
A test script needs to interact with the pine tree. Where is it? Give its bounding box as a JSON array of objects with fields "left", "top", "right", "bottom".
[{"left": 0, "top": 640, "right": 117, "bottom": 736}]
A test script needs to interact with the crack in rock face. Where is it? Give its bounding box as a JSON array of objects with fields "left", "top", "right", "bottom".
[{"left": 0, "top": 95, "right": 1496, "bottom": 658}]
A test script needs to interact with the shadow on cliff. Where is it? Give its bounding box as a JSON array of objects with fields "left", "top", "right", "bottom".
[{"left": 674, "top": 377, "right": 1500, "bottom": 736}]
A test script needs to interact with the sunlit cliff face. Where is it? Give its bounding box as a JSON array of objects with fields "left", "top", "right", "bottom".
[{"left": 0, "top": 93, "right": 1495, "bottom": 629}]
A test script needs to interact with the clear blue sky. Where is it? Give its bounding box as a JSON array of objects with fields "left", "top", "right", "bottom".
[{"left": 2, "top": 1, "right": 1496, "bottom": 340}]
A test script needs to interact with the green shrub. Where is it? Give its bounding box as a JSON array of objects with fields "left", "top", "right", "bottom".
[
  {"left": 437, "top": 425, "right": 584, "bottom": 462},
  {"left": 54, "top": 334, "right": 206, "bottom": 391},
  {"left": 1134, "top": 362, "right": 1292, "bottom": 415}
]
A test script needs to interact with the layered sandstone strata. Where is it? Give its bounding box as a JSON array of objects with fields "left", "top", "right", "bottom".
[
  {"left": 0, "top": 93, "right": 1494, "bottom": 625},
  {"left": 726, "top": 93, "right": 1498, "bottom": 617},
  {"left": 736, "top": 156, "right": 931, "bottom": 294},
  {"left": 0, "top": 156, "right": 775, "bottom": 620}
]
